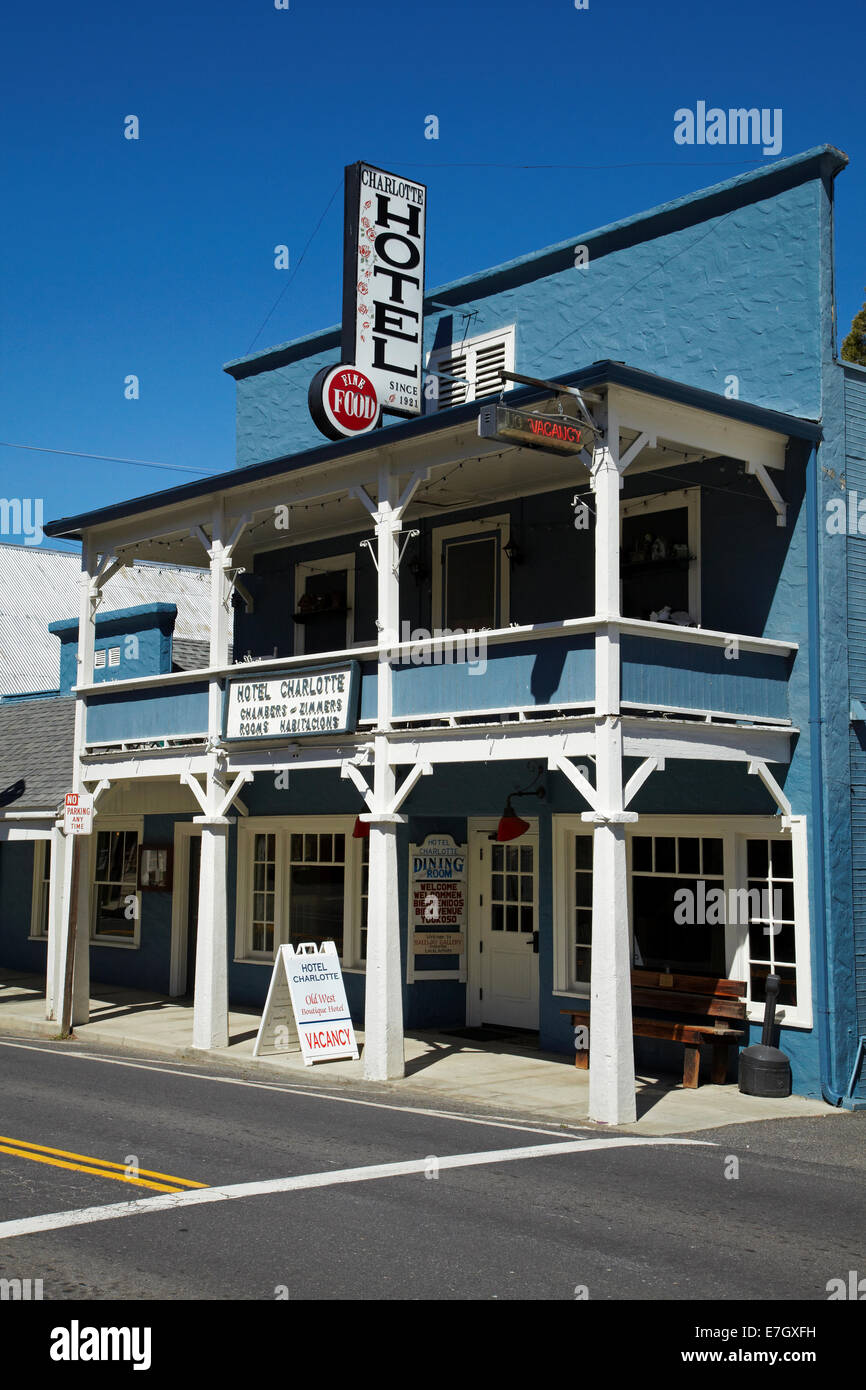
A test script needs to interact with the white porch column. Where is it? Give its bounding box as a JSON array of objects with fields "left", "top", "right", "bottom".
[
  {"left": 192, "top": 501, "right": 233, "bottom": 1052},
  {"left": 55, "top": 539, "right": 97, "bottom": 1033},
  {"left": 363, "top": 466, "right": 405, "bottom": 1081},
  {"left": 192, "top": 818, "right": 229, "bottom": 1050},
  {"left": 587, "top": 407, "right": 637, "bottom": 1125},
  {"left": 45, "top": 824, "right": 69, "bottom": 1021}
]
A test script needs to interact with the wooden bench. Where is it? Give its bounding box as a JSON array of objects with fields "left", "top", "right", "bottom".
[{"left": 561, "top": 969, "right": 747, "bottom": 1088}]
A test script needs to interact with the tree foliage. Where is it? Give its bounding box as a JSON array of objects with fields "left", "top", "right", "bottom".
[{"left": 842, "top": 288, "right": 866, "bottom": 366}]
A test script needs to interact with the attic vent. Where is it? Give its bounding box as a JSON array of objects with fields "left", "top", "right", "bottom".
[
  {"left": 426, "top": 325, "right": 515, "bottom": 413},
  {"left": 94, "top": 650, "right": 106, "bottom": 669},
  {"left": 108, "top": 647, "right": 121, "bottom": 667}
]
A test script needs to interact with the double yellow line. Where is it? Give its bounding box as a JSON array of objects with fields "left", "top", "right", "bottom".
[{"left": 0, "top": 1135, "right": 208, "bottom": 1194}]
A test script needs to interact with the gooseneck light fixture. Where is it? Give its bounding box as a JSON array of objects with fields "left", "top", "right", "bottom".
[{"left": 491, "top": 771, "right": 546, "bottom": 843}]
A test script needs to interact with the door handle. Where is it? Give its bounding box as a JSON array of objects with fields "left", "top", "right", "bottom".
[{"left": 527, "top": 931, "right": 539, "bottom": 954}]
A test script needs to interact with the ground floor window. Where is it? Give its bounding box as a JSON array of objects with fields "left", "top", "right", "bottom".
[
  {"left": 236, "top": 817, "right": 367, "bottom": 969},
  {"left": 553, "top": 816, "right": 812, "bottom": 1027},
  {"left": 29, "top": 839, "right": 51, "bottom": 940},
  {"left": 631, "top": 833, "right": 726, "bottom": 976},
  {"left": 91, "top": 825, "right": 141, "bottom": 945}
]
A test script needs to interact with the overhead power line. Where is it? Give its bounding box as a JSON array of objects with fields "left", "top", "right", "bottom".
[{"left": 0, "top": 441, "right": 216, "bottom": 476}]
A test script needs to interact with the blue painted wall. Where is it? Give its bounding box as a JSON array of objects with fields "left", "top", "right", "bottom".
[
  {"left": 0, "top": 841, "right": 45, "bottom": 973},
  {"left": 88, "top": 814, "right": 177, "bottom": 995},
  {"left": 227, "top": 151, "right": 840, "bottom": 469}
]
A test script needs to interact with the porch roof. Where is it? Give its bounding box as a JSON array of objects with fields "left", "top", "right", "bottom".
[{"left": 44, "top": 360, "right": 823, "bottom": 546}]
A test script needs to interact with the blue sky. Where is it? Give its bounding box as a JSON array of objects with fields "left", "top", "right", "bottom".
[{"left": 1, "top": 0, "right": 864, "bottom": 548}]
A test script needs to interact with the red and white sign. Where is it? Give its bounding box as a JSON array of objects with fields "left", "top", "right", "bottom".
[
  {"left": 308, "top": 363, "right": 381, "bottom": 442},
  {"left": 63, "top": 791, "right": 93, "bottom": 836},
  {"left": 253, "top": 941, "right": 359, "bottom": 1065}
]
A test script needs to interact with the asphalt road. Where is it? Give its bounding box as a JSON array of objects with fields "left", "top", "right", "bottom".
[{"left": 0, "top": 1034, "right": 863, "bottom": 1305}]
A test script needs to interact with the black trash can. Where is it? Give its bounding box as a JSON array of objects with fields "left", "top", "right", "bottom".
[{"left": 739, "top": 975, "right": 792, "bottom": 1098}]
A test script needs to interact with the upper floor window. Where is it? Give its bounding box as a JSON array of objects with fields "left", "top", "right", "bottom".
[
  {"left": 294, "top": 554, "right": 355, "bottom": 657},
  {"left": 425, "top": 325, "right": 515, "bottom": 412},
  {"left": 432, "top": 516, "right": 510, "bottom": 632},
  {"left": 621, "top": 488, "right": 700, "bottom": 624}
]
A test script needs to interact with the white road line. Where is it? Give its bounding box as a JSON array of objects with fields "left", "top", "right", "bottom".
[
  {"left": 0, "top": 1038, "right": 589, "bottom": 1139},
  {"left": 0, "top": 1135, "right": 711, "bottom": 1241}
]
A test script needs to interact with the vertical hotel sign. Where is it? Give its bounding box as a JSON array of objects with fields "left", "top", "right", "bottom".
[{"left": 342, "top": 163, "right": 427, "bottom": 419}]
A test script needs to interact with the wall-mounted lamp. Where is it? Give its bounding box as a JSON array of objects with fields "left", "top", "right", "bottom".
[
  {"left": 491, "top": 786, "right": 545, "bottom": 842},
  {"left": 503, "top": 538, "right": 523, "bottom": 566}
]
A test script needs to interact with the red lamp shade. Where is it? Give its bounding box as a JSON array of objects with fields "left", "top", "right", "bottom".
[
  {"left": 495, "top": 805, "right": 530, "bottom": 842},
  {"left": 352, "top": 816, "right": 370, "bottom": 839}
]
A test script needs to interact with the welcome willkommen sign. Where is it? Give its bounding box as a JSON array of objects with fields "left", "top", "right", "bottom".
[{"left": 254, "top": 942, "right": 359, "bottom": 1065}]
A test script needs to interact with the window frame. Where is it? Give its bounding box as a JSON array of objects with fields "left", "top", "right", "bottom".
[
  {"left": 29, "top": 838, "right": 52, "bottom": 941},
  {"left": 293, "top": 552, "right": 356, "bottom": 657},
  {"left": 620, "top": 486, "right": 701, "bottom": 624},
  {"left": 552, "top": 814, "right": 812, "bottom": 1029},
  {"left": 235, "top": 816, "right": 368, "bottom": 971},
  {"left": 431, "top": 514, "right": 511, "bottom": 634},
  {"left": 88, "top": 817, "right": 144, "bottom": 949}
]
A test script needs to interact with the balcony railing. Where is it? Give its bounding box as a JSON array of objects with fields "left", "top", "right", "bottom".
[{"left": 80, "top": 619, "right": 796, "bottom": 750}]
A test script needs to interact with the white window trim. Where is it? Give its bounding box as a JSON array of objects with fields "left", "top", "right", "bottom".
[
  {"left": 169, "top": 822, "right": 203, "bottom": 996},
  {"left": 432, "top": 514, "right": 511, "bottom": 633},
  {"left": 88, "top": 816, "right": 144, "bottom": 949},
  {"left": 552, "top": 813, "right": 812, "bottom": 1030},
  {"left": 425, "top": 323, "right": 516, "bottom": 411},
  {"left": 28, "top": 838, "right": 51, "bottom": 941},
  {"left": 621, "top": 486, "right": 701, "bottom": 624},
  {"left": 235, "top": 815, "right": 367, "bottom": 971},
  {"left": 293, "top": 553, "right": 356, "bottom": 657}
]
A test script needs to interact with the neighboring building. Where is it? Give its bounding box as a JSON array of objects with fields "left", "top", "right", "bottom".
[
  {"left": 0, "top": 592, "right": 214, "bottom": 987},
  {"left": 0, "top": 544, "right": 211, "bottom": 697},
  {"left": 9, "top": 144, "right": 864, "bottom": 1120}
]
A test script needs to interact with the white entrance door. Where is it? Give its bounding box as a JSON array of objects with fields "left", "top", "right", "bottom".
[{"left": 469, "top": 828, "right": 539, "bottom": 1030}]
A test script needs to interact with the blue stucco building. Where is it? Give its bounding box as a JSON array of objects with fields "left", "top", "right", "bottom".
[{"left": 5, "top": 143, "right": 862, "bottom": 1121}]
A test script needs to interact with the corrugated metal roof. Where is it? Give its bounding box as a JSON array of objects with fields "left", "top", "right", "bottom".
[{"left": 0, "top": 545, "right": 211, "bottom": 696}]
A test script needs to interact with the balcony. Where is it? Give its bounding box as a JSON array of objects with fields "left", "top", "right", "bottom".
[
  {"left": 85, "top": 680, "right": 209, "bottom": 748},
  {"left": 80, "top": 619, "right": 795, "bottom": 752}
]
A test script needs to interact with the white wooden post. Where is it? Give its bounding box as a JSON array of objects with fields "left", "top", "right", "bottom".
[
  {"left": 193, "top": 820, "right": 230, "bottom": 1050},
  {"left": 54, "top": 539, "right": 97, "bottom": 1030},
  {"left": 363, "top": 467, "right": 405, "bottom": 1080},
  {"left": 45, "top": 824, "right": 68, "bottom": 1021},
  {"left": 587, "top": 405, "right": 638, "bottom": 1125},
  {"left": 193, "top": 502, "right": 232, "bottom": 1051}
]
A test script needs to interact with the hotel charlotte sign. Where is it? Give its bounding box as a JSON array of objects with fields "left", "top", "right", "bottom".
[
  {"left": 224, "top": 664, "right": 360, "bottom": 741},
  {"left": 309, "top": 162, "right": 427, "bottom": 440}
]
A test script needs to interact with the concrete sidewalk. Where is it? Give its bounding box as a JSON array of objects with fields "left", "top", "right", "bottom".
[{"left": 0, "top": 969, "right": 841, "bottom": 1136}]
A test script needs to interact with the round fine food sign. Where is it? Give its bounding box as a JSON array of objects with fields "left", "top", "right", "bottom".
[{"left": 309, "top": 364, "right": 382, "bottom": 441}]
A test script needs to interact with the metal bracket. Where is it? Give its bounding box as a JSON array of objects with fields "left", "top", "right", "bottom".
[
  {"left": 394, "top": 529, "right": 420, "bottom": 576},
  {"left": 359, "top": 538, "right": 378, "bottom": 573}
]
